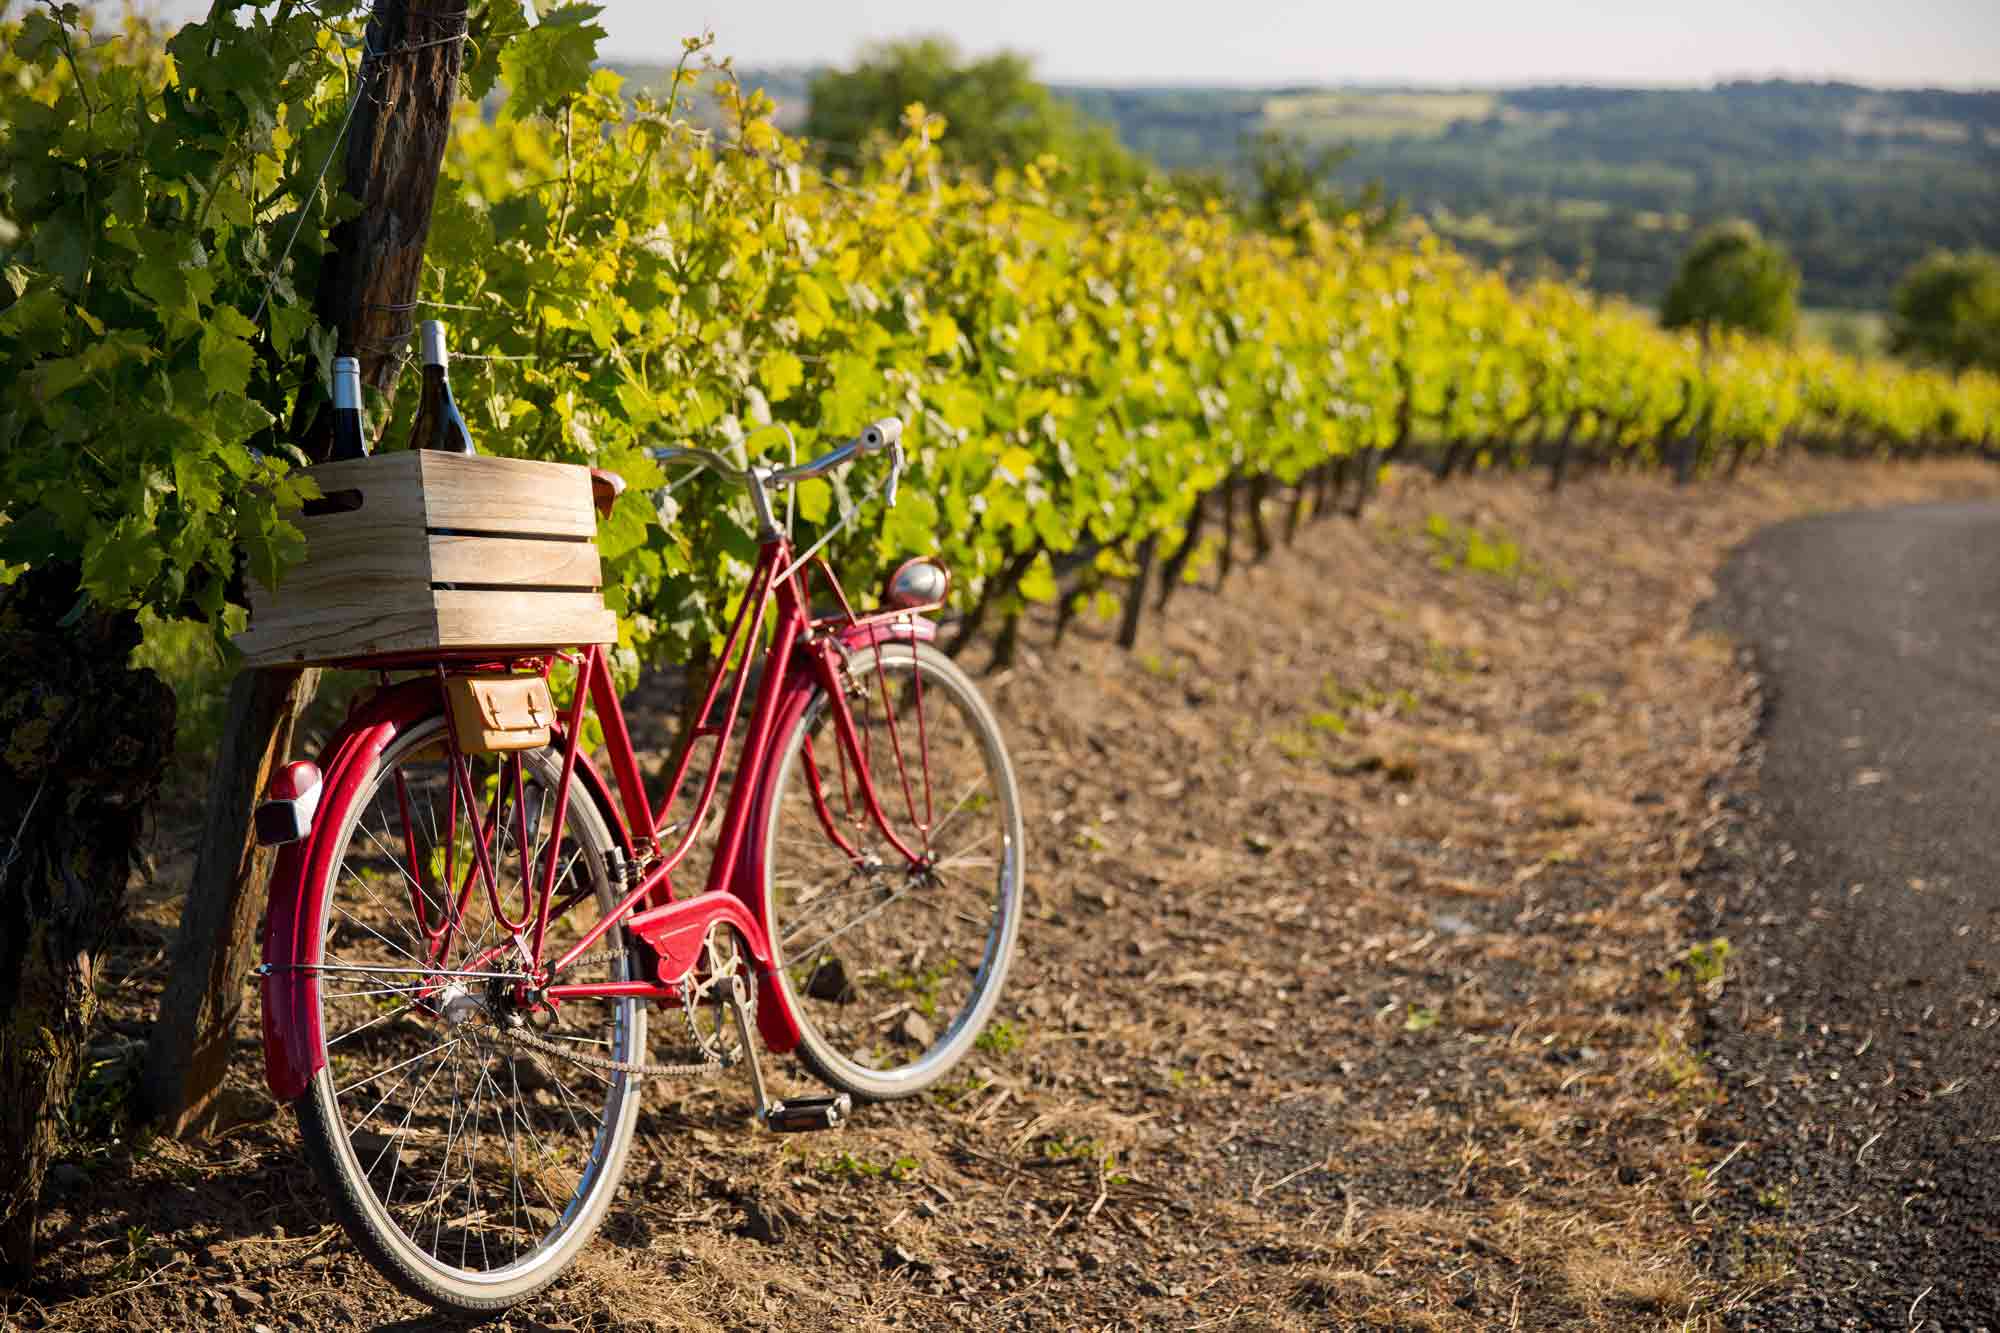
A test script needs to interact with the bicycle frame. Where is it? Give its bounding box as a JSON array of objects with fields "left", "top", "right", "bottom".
[{"left": 261, "top": 528, "right": 942, "bottom": 1101}]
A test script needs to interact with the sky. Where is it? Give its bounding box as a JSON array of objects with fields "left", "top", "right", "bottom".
[{"left": 136, "top": 0, "right": 2000, "bottom": 88}]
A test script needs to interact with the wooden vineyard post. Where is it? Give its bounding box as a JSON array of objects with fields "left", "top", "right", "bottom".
[
  {"left": 145, "top": 0, "right": 469, "bottom": 1135},
  {"left": 1117, "top": 533, "right": 1159, "bottom": 649},
  {"left": 141, "top": 669, "right": 317, "bottom": 1137},
  {"left": 0, "top": 572, "right": 173, "bottom": 1271}
]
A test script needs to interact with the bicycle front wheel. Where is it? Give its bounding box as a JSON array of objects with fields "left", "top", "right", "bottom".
[
  {"left": 760, "top": 639, "right": 1024, "bottom": 1101},
  {"left": 294, "top": 714, "right": 646, "bottom": 1315}
]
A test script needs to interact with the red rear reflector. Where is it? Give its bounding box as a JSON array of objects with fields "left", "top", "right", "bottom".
[{"left": 255, "top": 761, "right": 323, "bottom": 846}]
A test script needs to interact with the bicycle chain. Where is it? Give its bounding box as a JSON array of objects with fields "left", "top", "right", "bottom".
[
  {"left": 482, "top": 945, "right": 741, "bottom": 1082},
  {"left": 494, "top": 1016, "right": 726, "bottom": 1081}
]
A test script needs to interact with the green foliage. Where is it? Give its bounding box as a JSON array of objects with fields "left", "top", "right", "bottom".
[
  {"left": 1665, "top": 937, "right": 1732, "bottom": 993},
  {"left": 818, "top": 1150, "right": 919, "bottom": 1180},
  {"left": 1890, "top": 250, "right": 2000, "bottom": 373},
  {"left": 498, "top": 3, "right": 606, "bottom": 119},
  {"left": 804, "top": 37, "right": 1144, "bottom": 187},
  {"left": 1423, "top": 513, "right": 1521, "bottom": 578},
  {"left": 1241, "top": 130, "right": 1400, "bottom": 242},
  {"left": 0, "top": 5, "right": 345, "bottom": 642},
  {"left": 1062, "top": 80, "right": 2000, "bottom": 311},
  {"left": 1660, "top": 220, "right": 1801, "bottom": 341},
  {"left": 4, "top": 12, "right": 1998, "bottom": 718},
  {"left": 973, "top": 1018, "right": 1021, "bottom": 1055}
]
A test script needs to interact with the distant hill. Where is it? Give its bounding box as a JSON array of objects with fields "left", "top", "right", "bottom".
[
  {"left": 1058, "top": 80, "right": 2000, "bottom": 311},
  {"left": 612, "top": 65, "right": 2000, "bottom": 313}
]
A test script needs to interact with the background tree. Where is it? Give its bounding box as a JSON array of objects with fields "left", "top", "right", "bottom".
[
  {"left": 805, "top": 36, "right": 1144, "bottom": 186},
  {"left": 1241, "top": 130, "right": 1402, "bottom": 242},
  {"left": 1889, "top": 249, "right": 2000, "bottom": 372},
  {"left": 1660, "top": 219, "right": 1801, "bottom": 341}
]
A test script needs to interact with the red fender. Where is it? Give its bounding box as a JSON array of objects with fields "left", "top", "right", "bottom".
[
  {"left": 733, "top": 616, "right": 939, "bottom": 1054},
  {"left": 260, "top": 679, "right": 637, "bottom": 1103},
  {"left": 261, "top": 679, "right": 438, "bottom": 1101}
]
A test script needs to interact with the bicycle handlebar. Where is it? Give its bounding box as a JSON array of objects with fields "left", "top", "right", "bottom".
[{"left": 646, "top": 418, "right": 907, "bottom": 533}]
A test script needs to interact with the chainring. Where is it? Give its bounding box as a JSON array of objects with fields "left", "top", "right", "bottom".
[{"left": 682, "top": 924, "right": 754, "bottom": 1064}]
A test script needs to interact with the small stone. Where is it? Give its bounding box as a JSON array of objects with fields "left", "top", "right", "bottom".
[
  {"left": 738, "top": 1197, "right": 788, "bottom": 1245},
  {"left": 883, "top": 1243, "right": 928, "bottom": 1272},
  {"left": 805, "top": 956, "right": 855, "bottom": 1003},
  {"left": 893, "top": 1010, "right": 935, "bottom": 1049}
]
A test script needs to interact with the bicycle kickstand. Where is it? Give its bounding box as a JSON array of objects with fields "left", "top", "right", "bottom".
[{"left": 724, "top": 978, "right": 852, "bottom": 1133}]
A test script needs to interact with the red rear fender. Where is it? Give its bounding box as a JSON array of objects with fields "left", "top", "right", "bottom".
[
  {"left": 260, "top": 676, "right": 639, "bottom": 1102},
  {"left": 261, "top": 679, "right": 440, "bottom": 1101}
]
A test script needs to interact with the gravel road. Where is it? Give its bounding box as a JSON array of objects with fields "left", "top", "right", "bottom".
[{"left": 1698, "top": 502, "right": 2000, "bottom": 1329}]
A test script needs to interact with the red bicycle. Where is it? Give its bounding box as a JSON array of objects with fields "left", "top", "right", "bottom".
[{"left": 252, "top": 420, "right": 1024, "bottom": 1312}]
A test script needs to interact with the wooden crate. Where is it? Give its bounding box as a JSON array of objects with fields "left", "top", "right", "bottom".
[{"left": 234, "top": 451, "right": 619, "bottom": 668}]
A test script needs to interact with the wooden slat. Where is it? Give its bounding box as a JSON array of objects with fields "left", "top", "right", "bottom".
[
  {"left": 427, "top": 535, "right": 602, "bottom": 588},
  {"left": 236, "top": 452, "right": 613, "bottom": 665},
  {"left": 235, "top": 605, "right": 443, "bottom": 668},
  {"left": 417, "top": 452, "right": 597, "bottom": 537},
  {"left": 433, "top": 590, "right": 618, "bottom": 648},
  {"left": 247, "top": 520, "right": 432, "bottom": 614},
  {"left": 295, "top": 452, "right": 430, "bottom": 529}
]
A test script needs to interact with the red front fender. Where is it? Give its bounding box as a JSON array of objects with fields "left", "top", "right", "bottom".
[{"left": 733, "top": 616, "right": 939, "bottom": 1054}]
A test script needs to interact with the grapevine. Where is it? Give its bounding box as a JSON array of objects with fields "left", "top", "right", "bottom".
[{"left": 2, "top": 5, "right": 1996, "bottom": 673}]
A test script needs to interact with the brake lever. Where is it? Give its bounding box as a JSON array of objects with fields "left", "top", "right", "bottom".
[{"left": 885, "top": 442, "right": 905, "bottom": 508}]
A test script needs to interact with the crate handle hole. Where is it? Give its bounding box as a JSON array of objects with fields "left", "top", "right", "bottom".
[{"left": 302, "top": 488, "right": 364, "bottom": 517}]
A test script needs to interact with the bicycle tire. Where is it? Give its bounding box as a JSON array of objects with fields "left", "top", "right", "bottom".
[
  {"left": 759, "top": 639, "right": 1024, "bottom": 1101},
  {"left": 294, "top": 714, "right": 646, "bottom": 1314}
]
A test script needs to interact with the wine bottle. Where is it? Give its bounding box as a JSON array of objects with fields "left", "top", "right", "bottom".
[
  {"left": 329, "top": 356, "right": 370, "bottom": 461},
  {"left": 409, "top": 320, "right": 476, "bottom": 454}
]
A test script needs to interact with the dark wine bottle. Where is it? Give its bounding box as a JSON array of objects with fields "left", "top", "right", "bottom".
[
  {"left": 329, "top": 356, "right": 370, "bottom": 461},
  {"left": 409, "top": 320, "right": 476, "bottom": 454}
]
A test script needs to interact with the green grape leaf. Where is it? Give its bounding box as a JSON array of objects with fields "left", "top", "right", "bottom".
[
  {"left": 199, "top": 322, "right": 256, "bottom": 397},
  {"left": 759, "top": 350, "right": 804, "bottom": 403},
  {"left": 465, "top": 0, "right": 532, "bottom": 101},
  {"left": 794, "top": 477, "right": 831, "bottom": 525},
  {"left": 80, "top": 516, "right": 165, "bottom": 606},
  {"left": 499, "top": 5, "right": 607, "bottom": 119},
  {"left": 1017, "top": 551, "right": 1058, "bottom": 604}
]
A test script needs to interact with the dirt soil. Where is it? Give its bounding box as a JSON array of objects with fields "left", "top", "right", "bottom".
[{"left": 9, "top": 455, "right": 2000, "bottom": 1332}]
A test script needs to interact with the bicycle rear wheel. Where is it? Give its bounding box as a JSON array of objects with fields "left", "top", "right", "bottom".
[
  {"left": 759, "top": 639, "right": 1024, "bottom": 1101},
  {"left": 293, "top": 714, "right": 646, "bottom": 1314}
]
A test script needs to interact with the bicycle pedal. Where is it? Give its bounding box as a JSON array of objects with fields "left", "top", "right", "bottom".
[{"left": 762, "top": 1095, "right": 852, "bottom": 1133}]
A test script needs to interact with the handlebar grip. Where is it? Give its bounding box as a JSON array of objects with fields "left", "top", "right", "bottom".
[{"left": 857, "top": 417, "right": 904, "bottom": 454}]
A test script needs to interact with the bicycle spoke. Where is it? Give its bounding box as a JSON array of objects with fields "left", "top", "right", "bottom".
[
  {"left": 327, "top": 1000, "right": 417, "bottom": 1049},
  {"left": 303, "top": 716, "right": 645, "bottom": 1297},
  {"left": 339, "top": 1036, "right": 463, "bottom": 1099},
  {"left": 763, "top": 644, "right": 1022, "bottom": 1099},
  {"left": 923, "top": 773, "right": 992, "bottom": 848}
]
